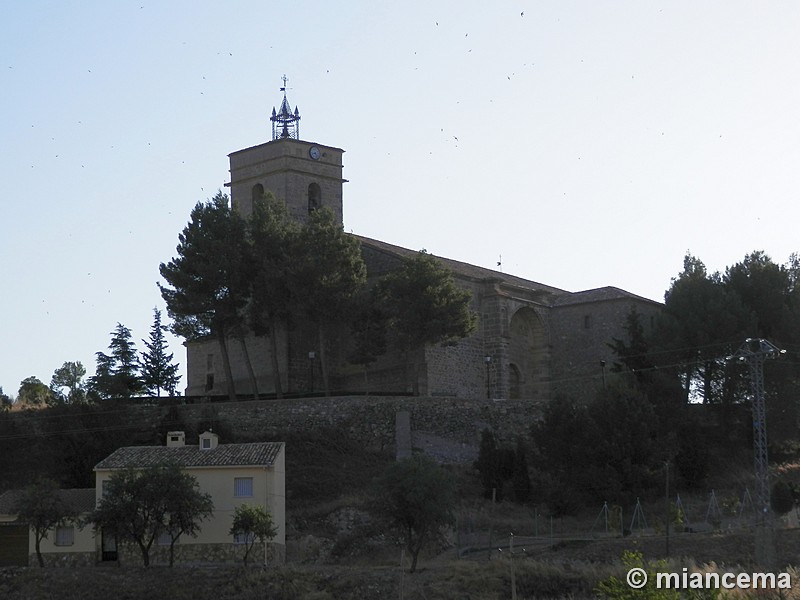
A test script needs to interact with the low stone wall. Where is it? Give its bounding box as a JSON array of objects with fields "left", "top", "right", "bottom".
[
  {"left": 31, "top": 551, "right": 95, "bottom": 568},
  {"left": 116, "top": 541, "right": 285, "bottom": 567}
]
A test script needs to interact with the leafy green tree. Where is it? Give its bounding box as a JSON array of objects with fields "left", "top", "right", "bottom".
[
  {"left": 474, "top": 430, "right": 530, "bottom": 504},
  {"left": 347, "top": 291, "right": 388, "bottom": 393},
  {"left": 586, "top": 382, "right": 660, "bottom": 502},
  {"left": 512, "top": 436, "right": 532, "bottom": 504},
  {"left": 723, "top": 251, "right": 800, "bottom": 442},
  {"left": 87, "top": 351, "right": 114, "bottom": 400},
  {"left": 377, "top": 250, "right": 476, "bottom": 394},
  {"left": 246, "top": 193, "right": 298, "bottom": 399},
  {"left": 160, "top": 192, "right": 250, "bottom": 401},
  {"left": 140, "top": 308, "right": 181, "bottom": 397},
  {"left": 13, "top": 479, "right": 78, "bottom": 567},
  {"left": 88, "top": 324, "right": 143, "bottom": 399},
  {"left": 724, "top": 251, "right": 793, "bottom": 340},
  {"left": 608, "top": 308, "right": 686, "bottom": 435},
  {"left": 0, "top": 386, "right": 11, "bottom": 411},
  {"left": 533, "top": 381, "right": 661, "bottom": 507},
  {"left": 474, "top": 429, "right": 505, "bottom": 500},
  {"left": 654, "top": 253, "right": 746, "bottom": 405},
  {"left": 290, "top": 207, "right": 367, "bottom": 396},
  {"left": 376, "top": 454, "right": 456, "bottom": 572},
  {"left": 17, "top": 376, "right": 53, "bottom": 407},
  {"left": 608, "top": 308, "right": 653, "bottom": 383},
  {"left": 771, "top": 480, "right": 795, "bottom": 516},
  {"left": 90, "top": 463, "right": 213, "bottom": 567},
  {"left": 229, "top": 504, "right": 278, "bottom": 566},
  {"left": 49, "top": 361, "right": 87, "bottom": 404},
  {"left": 531, "top": 396, "right": 594, "bottom": 509},
  {"left": 650, "top": 250, "right": 800, "bottom": 444},
  {"left": 160, "top": 466, "right": 214, "bottom": 566}
]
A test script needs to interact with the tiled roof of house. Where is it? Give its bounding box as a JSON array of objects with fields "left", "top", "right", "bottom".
[
  {"left": 58, "top": 488, "right": 97, "bottom": 513},
  {"left": 94, "top": 442, "right": 284, "bottom": 471},
  {"left": 0, "top": 488, "right": 95, "bottom": 515}
]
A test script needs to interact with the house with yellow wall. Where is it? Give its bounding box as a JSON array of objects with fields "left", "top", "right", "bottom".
[
  {"left": 93, "top": 430, "right": 286, "bottom": 566},
  {"left": 0, "top": 488, "right": 95, "bottom": 567},
  {"left": 0, "top": 431, "right": 285, "bottom": 567}
]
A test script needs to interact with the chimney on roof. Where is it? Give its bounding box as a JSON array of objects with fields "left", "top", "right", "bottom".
[
  {"left": 166, "top": 431, "right": 185, "bottom": 447},
  {"left": 199, "top": 430, "right": 219, "bottom": 450}
]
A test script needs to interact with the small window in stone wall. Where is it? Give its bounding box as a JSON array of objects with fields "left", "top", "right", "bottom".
[
  {"left": 252, "top": 183, "right": 265, "bottom": 204},
  {"left": 55, "top": 525, "right": 74, "bottom": 546},
  {"left": 308, "top": 182, "right": 321, "bottom": 214},
  {"left": 584, "top": 315, "right": 592, "bottom": 329},
  {"left": 205, "top": 373, "right": 214, "bottom": 392}
]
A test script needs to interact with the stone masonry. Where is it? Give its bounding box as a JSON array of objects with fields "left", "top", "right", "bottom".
[{"left": 183, "top": 93, "right": 663, "bottom": 403}]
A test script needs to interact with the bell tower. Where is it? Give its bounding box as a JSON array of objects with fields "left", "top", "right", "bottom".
[{"left": 228, "top": 76, "right": 345, "bottom": 224}]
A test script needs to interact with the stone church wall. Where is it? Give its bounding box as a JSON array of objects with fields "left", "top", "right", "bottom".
[
  {"left": 549, "top": 298, "right": 660, "bottom": 401},
  {"left": 423, "top": 277, "right": 489, "bottom": 398},
  {"left": 186, "top": 333, "right": 290, "bottom": 398}
]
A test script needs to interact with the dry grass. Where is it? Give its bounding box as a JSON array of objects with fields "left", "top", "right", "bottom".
[{"left": 5, "top": 530, "right": 800, "bottom": 600}]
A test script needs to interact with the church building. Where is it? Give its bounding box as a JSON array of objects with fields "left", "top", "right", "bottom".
[{"left": 184, "top": 86, "right": 661, "bottom": 402}]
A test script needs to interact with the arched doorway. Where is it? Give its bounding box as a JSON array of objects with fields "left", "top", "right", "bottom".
[{"left": 508, "top": 307, "right": 548, "bottom": 399}]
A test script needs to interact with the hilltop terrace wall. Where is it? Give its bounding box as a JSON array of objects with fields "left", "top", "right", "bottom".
[{"left": 127, "top": 395, "right": 544, "bottom": 459}]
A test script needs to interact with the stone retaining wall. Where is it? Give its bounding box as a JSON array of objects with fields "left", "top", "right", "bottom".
[{"left": 142, "top": 395, "right": 544, "bottom": 457}]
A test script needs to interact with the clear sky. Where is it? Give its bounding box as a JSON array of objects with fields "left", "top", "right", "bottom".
[{"left": 2, "top": 1, "right": 800, "bottom": 397}]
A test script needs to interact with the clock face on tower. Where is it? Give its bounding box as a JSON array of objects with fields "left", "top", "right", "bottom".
[{"left": 308, "top": 146, "right": 321, "bottom": 160}]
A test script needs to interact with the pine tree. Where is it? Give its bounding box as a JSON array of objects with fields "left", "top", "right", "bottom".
[
  {"left": 109, "top": 323, "right": 142, "bottom": 397},
  {"left": 159, "top": 192, "right": 249, "bottom": 401},
  {"left": 377, "top": 250, "right": 476, "bottom": 394},
  {"left": 140, "top": 308, "right": 181, "bottom": 397},
  {"left": 290, "top": 208, "right": 367, "bottom": 396},
  {"left": 247, "top": 193, "right": 297, "bottom": 399},
  {"left": 88, "top": 324, "right": 143, "bottom": 399}
]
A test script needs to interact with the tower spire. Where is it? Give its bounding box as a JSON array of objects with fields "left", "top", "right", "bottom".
[{"left": 271, "top": 74, "right": 300, "bottom": 140}]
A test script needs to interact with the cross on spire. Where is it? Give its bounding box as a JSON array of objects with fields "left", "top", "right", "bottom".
[{"left": 271, "top": 75, "right": 300, "bottom": 140}]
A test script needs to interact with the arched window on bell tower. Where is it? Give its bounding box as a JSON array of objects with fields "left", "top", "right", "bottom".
[
  {"left": 252, "top": 183, "right": 264, "bottom": 204},
  {"left": 308, "top": 182, "right": 321, "bottom": 214}
]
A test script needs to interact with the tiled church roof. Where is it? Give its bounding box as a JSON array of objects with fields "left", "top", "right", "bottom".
[
  {"left": 354, "top": 234, "right": 568, "bottom": 295},
  {"left": 94, "top": 442, "right": 283, "bottom": 470},
  {"left": 354, "top": 235, "right": 661, "bottom": 307},
  {"left": 551, "top": 286, "right": 662, "bottom": 307}
]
